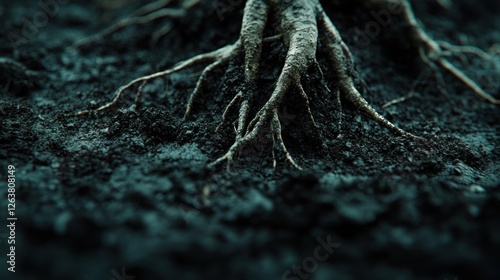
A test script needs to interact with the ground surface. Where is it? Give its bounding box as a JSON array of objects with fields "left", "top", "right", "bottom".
[{"left": 0, "top": 0, "right": 499, "bottom": 279}]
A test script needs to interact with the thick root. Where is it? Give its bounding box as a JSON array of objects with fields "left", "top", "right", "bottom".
[
  {"left": 209, "top": 0, "right": 416, "bottom": 169},
  {"left": 79, "top": 0, "right": 494, "bottom": 170},
  {"left": 317, "top": 8, "right": 412, "bottom": 137}
]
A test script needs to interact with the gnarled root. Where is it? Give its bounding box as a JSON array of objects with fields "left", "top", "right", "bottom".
[
  {"left": 209, "top": 0, "right": 414, "bottom": 170},
  {"left": 79, "top": 0, "right": 429, "bottom": 169}
]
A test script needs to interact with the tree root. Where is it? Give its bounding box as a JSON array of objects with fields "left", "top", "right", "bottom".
[
  {"left": 71, "top": 0, "right": 200, "bottom": 49},
  {"left": 77, "top": 0, "right": 497, "bottom": 170},
  {"left": 77, "top": 0, "right": 413, "bottom": 169},
  {"left": 379, "top": 0, "right": 499, "bottom": 104},
  {"left": 76, "top": 41, "right": 239, "bottom": 115}
]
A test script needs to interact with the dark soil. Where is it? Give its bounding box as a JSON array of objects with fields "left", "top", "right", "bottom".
[{"left": 0, "top": 0, "right": 499, "bottom": 279}]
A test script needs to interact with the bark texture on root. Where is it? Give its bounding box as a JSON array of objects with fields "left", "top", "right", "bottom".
[
  {"left": 76, "top": 0, "right": 498, "bottom": 170},
  {"left": 210, "top": 0, "right": 414, "bottom": 170}
]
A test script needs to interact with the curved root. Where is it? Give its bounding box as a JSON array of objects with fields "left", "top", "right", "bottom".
[
  {"left": 208, "top": 0, "right": 415, "bottom": 169},
  {"left": 397, "top": 0, "right": 499, "bottom": 104},
  {"left": 76, "top": 42, "right": 238, "bottom": 115},
  {"left": 77, "top": 0, "right": 495, "bottom": 170}
]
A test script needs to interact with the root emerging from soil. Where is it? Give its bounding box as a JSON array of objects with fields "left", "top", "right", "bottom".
[
  {"left": 393, "top": 0, "right": 499, "bottom": 104},
  {"left": 77, "top": 0, "right": 499, "bottom": 169}
]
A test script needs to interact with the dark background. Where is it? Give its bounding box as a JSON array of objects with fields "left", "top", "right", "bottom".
[{"left": 0, "top": 0, "right": 499, "bottom": 279}]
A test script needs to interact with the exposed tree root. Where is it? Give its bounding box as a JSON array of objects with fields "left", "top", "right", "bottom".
[
  {"left": 368, "top": 0, "right": 499, "bottom": 104},
  {"left": 76, "top": 41, "right": 240, "bottom": 115},
  {"left": 77, "top": 0, "right": 498, "bottom": 169},
  {"left": 71, "top": 0, "right": 200, "bottom": 49}
]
